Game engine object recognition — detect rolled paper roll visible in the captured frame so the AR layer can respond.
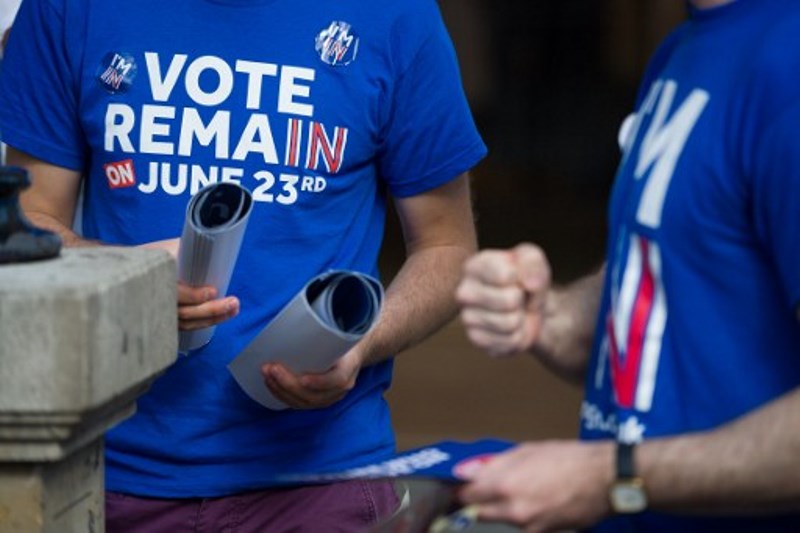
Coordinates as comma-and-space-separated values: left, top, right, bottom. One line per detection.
228, 269, 384, 410
177, 181, 253, 352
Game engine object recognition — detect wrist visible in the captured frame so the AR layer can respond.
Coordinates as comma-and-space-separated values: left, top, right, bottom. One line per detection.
347, 341, 372, 369
609, 441, 648, 514
530, 287, 559, 354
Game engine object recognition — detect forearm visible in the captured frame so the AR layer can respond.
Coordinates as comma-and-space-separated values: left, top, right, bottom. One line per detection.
639, 386, 800, 514
23, 210, 100, 247
532, 265, 605, 383
8, 147, 99, 247
359, 242, 475, 366
358, 172, 477, 366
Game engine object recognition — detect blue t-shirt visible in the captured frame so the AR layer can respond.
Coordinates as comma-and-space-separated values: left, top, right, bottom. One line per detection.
0, 0, 486, 497
581, 0, 800, 530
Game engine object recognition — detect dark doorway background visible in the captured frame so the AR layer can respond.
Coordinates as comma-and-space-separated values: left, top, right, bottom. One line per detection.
384, 1, 687, 450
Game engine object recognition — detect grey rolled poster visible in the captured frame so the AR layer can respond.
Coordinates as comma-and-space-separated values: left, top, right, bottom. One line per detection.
177, 182, 253, 352
228, 270, 384, 410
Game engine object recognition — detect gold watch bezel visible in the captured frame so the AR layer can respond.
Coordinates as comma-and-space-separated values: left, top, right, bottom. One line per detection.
610, 476, 648, 513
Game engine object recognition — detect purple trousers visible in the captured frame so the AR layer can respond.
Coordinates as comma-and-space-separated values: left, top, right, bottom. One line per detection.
106, 480, 399, 532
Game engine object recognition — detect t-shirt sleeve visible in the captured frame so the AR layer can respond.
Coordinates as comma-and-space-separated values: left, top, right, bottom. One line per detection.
752, 100, 800, 314
377, 2, 486, 198
0, 0, 87, 170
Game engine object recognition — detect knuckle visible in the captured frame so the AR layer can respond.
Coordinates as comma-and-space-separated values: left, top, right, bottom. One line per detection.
466, 329, 489, 347
497, 314, 522, 334
454, 283, 470, 303
460, 308, 480, 326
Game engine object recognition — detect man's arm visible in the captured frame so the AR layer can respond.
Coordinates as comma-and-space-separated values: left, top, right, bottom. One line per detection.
262, 172, 478, 408
458, 385, 800, 531
530, 265, 604, 383
8, 146, 96, 247
640, 385, 800, 515
456, 243, 604, 383
360, 171, 478, 364
8, 147, 239, 331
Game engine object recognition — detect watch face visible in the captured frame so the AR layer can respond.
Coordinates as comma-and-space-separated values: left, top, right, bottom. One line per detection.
611, 481, 648, 513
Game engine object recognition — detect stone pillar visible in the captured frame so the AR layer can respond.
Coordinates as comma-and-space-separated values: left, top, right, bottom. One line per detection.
0, 247, 177, 533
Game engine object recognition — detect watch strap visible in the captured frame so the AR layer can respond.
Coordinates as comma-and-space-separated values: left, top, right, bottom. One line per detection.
617, 441, 636, 479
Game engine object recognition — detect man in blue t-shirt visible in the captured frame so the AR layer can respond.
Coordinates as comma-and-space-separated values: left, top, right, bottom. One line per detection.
0, 0, 486, 530
455, 0, 800, 531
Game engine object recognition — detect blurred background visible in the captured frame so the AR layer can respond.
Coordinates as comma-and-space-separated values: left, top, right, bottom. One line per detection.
383, 0, 687, 451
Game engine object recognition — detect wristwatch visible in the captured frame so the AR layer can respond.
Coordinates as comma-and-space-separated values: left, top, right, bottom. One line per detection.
609, 442, 648, 514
